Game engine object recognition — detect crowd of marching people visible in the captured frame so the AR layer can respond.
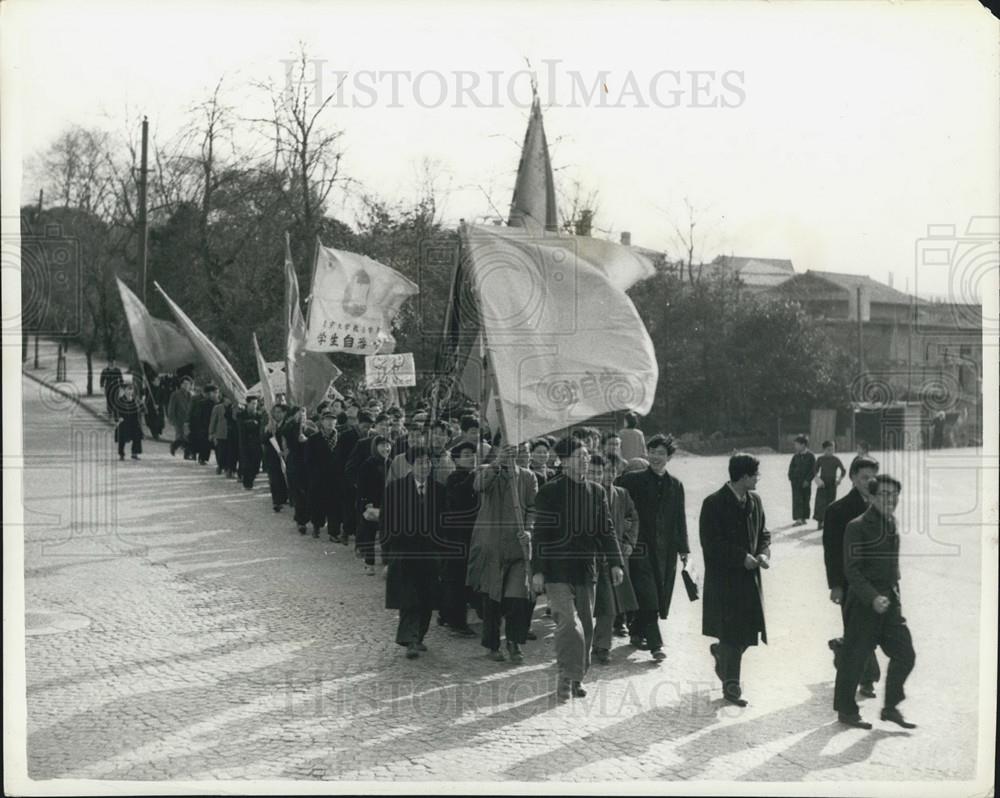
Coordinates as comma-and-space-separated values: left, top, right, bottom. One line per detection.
102, 364, 917, 727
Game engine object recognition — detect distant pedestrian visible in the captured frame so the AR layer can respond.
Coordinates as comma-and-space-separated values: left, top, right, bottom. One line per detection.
114, 383, 144, 460
834, 475, 917, 730
850, 440, 871, 473
167, 376, 194, 458
618, 412, 647, 461
262, 404, 289, 512
305, 409, 340, 539
235, 396, 263, 490
209, 395, 234, 477
357, 435, 393, 573
532, 437, 624, 701
812, 440, 845, 529
700, 453, 771, 706
439, 441, 479, 633
788, 434, 815, 525
187, 384, 217, 465
100, 358, 123, 419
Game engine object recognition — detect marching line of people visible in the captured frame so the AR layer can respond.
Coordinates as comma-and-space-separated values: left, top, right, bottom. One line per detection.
110, 373, 917, 727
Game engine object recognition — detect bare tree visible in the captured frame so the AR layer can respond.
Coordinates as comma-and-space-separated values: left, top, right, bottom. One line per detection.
664, 196, 725, 285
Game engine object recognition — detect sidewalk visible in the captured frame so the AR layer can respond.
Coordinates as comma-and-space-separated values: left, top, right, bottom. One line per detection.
20, 337, 167, 441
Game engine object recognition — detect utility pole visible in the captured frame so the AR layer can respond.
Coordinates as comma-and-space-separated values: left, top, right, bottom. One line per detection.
138, 116, 150, 303
856, 286, 864, 389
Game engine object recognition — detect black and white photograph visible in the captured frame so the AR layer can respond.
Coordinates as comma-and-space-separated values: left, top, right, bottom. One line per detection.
2, 1, 997, 795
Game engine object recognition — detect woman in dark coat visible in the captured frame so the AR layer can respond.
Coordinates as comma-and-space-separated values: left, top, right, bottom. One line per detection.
235, 396, 264, 490
700, 453, 771, 706
114, 384, 144, 460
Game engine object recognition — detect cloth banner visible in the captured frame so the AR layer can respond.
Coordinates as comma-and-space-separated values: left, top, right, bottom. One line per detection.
460, 224, 657, 444
154, 281, 248, 403
305, 243, 419, 356
116, 278, 197, 372
252, 334, 277, 412
365, 353, 417, 389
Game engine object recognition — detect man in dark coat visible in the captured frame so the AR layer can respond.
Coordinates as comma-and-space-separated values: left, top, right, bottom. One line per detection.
834, 475, 916, 730
305, 409, 340, 539
700, 452, 771, 706
114, 383, 144, 460
335, 410, 373, 545
823, 454, 882, 696
379, 446, 446, 659
100, 358, 123, 419
234, 396, 263, 490
357, 435, 393, 573
278, 406, 312, 534
614, 433, 690, 662
187, 384, 218, 465
440, 441, 480, 636
533, 437, 624, 701
167, 376, 194, 458
788, 434, 816, 525
262, 404, 289, 512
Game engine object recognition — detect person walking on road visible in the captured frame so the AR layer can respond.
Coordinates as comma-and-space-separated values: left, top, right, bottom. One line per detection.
834, 475, 917, 730
234, 396, 263, 490
812, 440, 846, 530
305, 409, 340, 539
114, 383, 144, 460
167, 376, 194, 458
380, 446, 446, 660
788, 434, 816, 525
615, 434, 690, 662
187, 384, 217, 465
100, 358, 123, 420
823, 454, 882, 699
700, 453, 771, 707
532, 437, 624, 701
262, 404, 289, 512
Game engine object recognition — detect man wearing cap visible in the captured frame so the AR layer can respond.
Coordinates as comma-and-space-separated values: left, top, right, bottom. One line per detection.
167, 376, 194, 458
306, 408, 340, 539
235, 396, 264, 490
441, 441, 480, 636
532, 437, 624, 699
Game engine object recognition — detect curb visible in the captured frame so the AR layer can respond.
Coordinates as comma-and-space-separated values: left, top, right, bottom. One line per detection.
21, 369, 114, 427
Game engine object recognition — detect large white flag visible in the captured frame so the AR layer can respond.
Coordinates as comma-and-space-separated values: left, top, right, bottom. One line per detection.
305, 243, 419, 356
461, 224, 657, 444
116, 278, 197, 371
154, 281, 248, 403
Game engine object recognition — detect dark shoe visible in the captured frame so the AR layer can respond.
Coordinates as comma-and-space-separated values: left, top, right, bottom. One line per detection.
724, 694, 748, 707
131, 454, 140, 460
297, 525, 307, 535
858, 683, 877, 699
630, 636, 649, 650
593, 648, 611, 665
488, 649, 506, 662
405, 643, 420, 659
273, 505, 282, 513
838, 713, 872, 729
330, 534, 342, 543
525, 630, 538, 641
556, 679, 572, 701
571, 681, 587, 698
216, 467, 223, 474
415, 642, 428, 652
651, 648, 666, 662
613, 625, 628, 638
710, 643, 723, 682
452, 626, 477, 638
880, 708, 916, 729
506, 641, 524, 664
312, 527, 321, 539
437, 615, 448, 627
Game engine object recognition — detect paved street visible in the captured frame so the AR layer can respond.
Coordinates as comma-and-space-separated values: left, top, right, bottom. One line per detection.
16, 352, 995, 785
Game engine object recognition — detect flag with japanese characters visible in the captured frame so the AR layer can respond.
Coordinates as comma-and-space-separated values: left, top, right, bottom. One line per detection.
305, 243, 419, 356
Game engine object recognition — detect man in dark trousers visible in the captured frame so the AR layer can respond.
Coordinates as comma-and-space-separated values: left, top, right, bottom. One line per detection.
440, 441, 480, 636
357, 435, 393, 575
234, 396, 263, 490
788, 434, 816, 525
305, 409, 340, 539
834, 475, 917, 730
700, 453, 771, 706
335, 411, 373, 545
532, 437, 624, 701
823, 454, 882, 697
278, 406, 313, 534
187, 384, 218, 465
615, 433, 690, 662
100, 358, 123, 419
167, 376, 194, 458
380, 446, 446, 659
114, 382, 144, 460
262, 404, 289, 512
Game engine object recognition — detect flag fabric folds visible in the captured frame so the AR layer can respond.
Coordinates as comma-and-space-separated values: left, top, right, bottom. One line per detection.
507, 92, 558, 233
116, 278, 197, 372
304, 242, 419, 357
459, 223, 657, 444
153, 281, 248, 403
285, 238, 343, 409
252, 334, 277, 412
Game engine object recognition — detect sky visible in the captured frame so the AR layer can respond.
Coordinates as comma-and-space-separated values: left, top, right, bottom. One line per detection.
4, 0, 998, 302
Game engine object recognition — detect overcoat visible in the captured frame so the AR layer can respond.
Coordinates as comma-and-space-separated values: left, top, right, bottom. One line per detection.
594, 484, 640, 616
699, 484, 770, 647
615, 468, 690, 619
380, 474, 446, 611
442, 466, 479, 583
115, 396, 144, 443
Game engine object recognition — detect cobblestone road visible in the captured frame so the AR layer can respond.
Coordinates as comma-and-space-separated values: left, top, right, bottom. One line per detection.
15, 358, 996, 787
